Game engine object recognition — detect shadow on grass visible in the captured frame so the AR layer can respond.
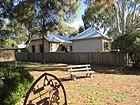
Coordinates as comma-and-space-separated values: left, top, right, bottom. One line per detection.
6, 61, 140, 75
92, 65, 140, 75
25, 66, 68, 72
60, 76, 92, 82
25, 65, 140, 83
5, 62, 140, 81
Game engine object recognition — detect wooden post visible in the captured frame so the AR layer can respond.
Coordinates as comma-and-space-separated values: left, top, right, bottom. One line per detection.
15, 61, 17, 67
42, 34, 45, 64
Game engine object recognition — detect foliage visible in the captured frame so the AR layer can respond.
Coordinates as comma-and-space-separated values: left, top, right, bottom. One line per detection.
55, 25, 78, 37
1, 39, 17, 48
85, 0, 116, 11
12, 0, 81, 35
0, 26, 17, 48
0, 0, 81, 49
0, 66, 34, 105
83, 0, 140, 38
0, 1, 16, 47
9, 22, 29, 44
78, 25, 85, 33
112, 29, 140, 67
82, 4, 110, 33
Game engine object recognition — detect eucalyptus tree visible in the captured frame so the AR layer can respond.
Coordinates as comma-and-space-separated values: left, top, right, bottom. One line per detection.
13, 0, 38, 48
0, 4, 16, 48
83, 0, 140, 38
0, 0, 27, 47
34, 0, 81, 63
82, 4, 111, 34
0, 0, 81, 63
13, 0, 81, 63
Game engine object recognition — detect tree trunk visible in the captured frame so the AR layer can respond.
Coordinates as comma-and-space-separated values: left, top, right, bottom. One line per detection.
115, 2, 121, 35
41, 34, 45, 64
41, 19, 45, 64
26, 33, 32, 62
122, 0, 127, 34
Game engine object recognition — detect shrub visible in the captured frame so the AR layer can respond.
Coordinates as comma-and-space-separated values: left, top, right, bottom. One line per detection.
111, 29, 140, 67
0, 66, 34, 105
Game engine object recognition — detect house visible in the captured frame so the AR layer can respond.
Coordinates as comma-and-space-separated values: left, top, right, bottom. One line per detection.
28, 33, 71, 53
70, 27, 111, 52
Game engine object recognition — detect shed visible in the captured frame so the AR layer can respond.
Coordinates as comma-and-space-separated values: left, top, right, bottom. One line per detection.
70, 27, 111, 52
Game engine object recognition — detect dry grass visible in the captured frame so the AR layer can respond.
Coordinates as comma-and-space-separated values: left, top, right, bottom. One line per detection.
17, 62, 140, 105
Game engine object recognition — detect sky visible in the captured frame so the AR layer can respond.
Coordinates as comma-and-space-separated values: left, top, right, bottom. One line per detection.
67, 1, 87, 30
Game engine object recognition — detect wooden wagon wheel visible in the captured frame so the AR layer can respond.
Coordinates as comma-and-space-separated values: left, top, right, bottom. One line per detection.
24, 73, 67, 105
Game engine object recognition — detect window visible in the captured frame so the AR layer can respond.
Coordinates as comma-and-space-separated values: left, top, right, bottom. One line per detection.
62, 45, 68, 52
32, 45, 35, 53
39, 44, 43, 53
104, 42, 109, 50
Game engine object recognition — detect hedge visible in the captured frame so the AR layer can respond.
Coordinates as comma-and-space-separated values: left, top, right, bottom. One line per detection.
0, 66, 34, 105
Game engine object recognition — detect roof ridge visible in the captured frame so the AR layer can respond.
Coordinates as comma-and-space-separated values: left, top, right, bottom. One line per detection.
71, 27, 111, 41
70, 27, 92, 39
91, 27, 104, 36
45, 33, 71, 43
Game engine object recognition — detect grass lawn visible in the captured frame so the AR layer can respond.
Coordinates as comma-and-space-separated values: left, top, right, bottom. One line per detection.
15, 62, 140, 105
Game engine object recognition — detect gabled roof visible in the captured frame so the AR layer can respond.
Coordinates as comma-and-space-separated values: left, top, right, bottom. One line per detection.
29, 33, 71, 43
18, 33, 71, 48
45, 33, 71, 43
70, 27, 111, 41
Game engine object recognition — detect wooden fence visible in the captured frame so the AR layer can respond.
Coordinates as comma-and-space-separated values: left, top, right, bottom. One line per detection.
16, 52, 128, 66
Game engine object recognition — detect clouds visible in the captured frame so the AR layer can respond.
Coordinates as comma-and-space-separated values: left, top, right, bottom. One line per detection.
66, 20, 84, 30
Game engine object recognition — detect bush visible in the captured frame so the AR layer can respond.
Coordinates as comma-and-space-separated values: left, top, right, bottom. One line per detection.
111, 29, 140, 67
0, 66, 34, 105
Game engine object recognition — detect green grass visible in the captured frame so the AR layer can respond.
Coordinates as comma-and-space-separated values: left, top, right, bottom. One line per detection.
68, 82, 127, 105
2, 61, 52, 68
110, 92, 126, 103
0, 61, 47, 67
17, 61, 49, 67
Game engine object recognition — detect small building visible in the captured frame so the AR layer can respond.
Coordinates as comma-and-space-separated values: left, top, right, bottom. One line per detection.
28, 34, 71, 53
70, 27, 111, 52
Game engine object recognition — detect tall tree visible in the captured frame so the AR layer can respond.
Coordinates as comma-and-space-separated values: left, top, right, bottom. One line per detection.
36, 0, 80, 63
0, 0, 24, 48
0, 0, 81, 63
82, 4, 111, 33
83, 0, 140, 37
13, 0, 81, 63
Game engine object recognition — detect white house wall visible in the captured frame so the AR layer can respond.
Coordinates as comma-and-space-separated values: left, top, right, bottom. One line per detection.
72, 38, 103, 52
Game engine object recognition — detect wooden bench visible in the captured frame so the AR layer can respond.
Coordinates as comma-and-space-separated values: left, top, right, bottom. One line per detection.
67, 64, 95, 81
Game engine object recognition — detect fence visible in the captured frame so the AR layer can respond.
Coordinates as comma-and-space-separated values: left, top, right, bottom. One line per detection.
16, 52, 128, 66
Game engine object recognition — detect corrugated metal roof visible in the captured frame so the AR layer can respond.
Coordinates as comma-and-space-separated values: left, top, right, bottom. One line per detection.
70, 27, 111, 41
45, 33, 71, 43
17, 33, 71, 48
